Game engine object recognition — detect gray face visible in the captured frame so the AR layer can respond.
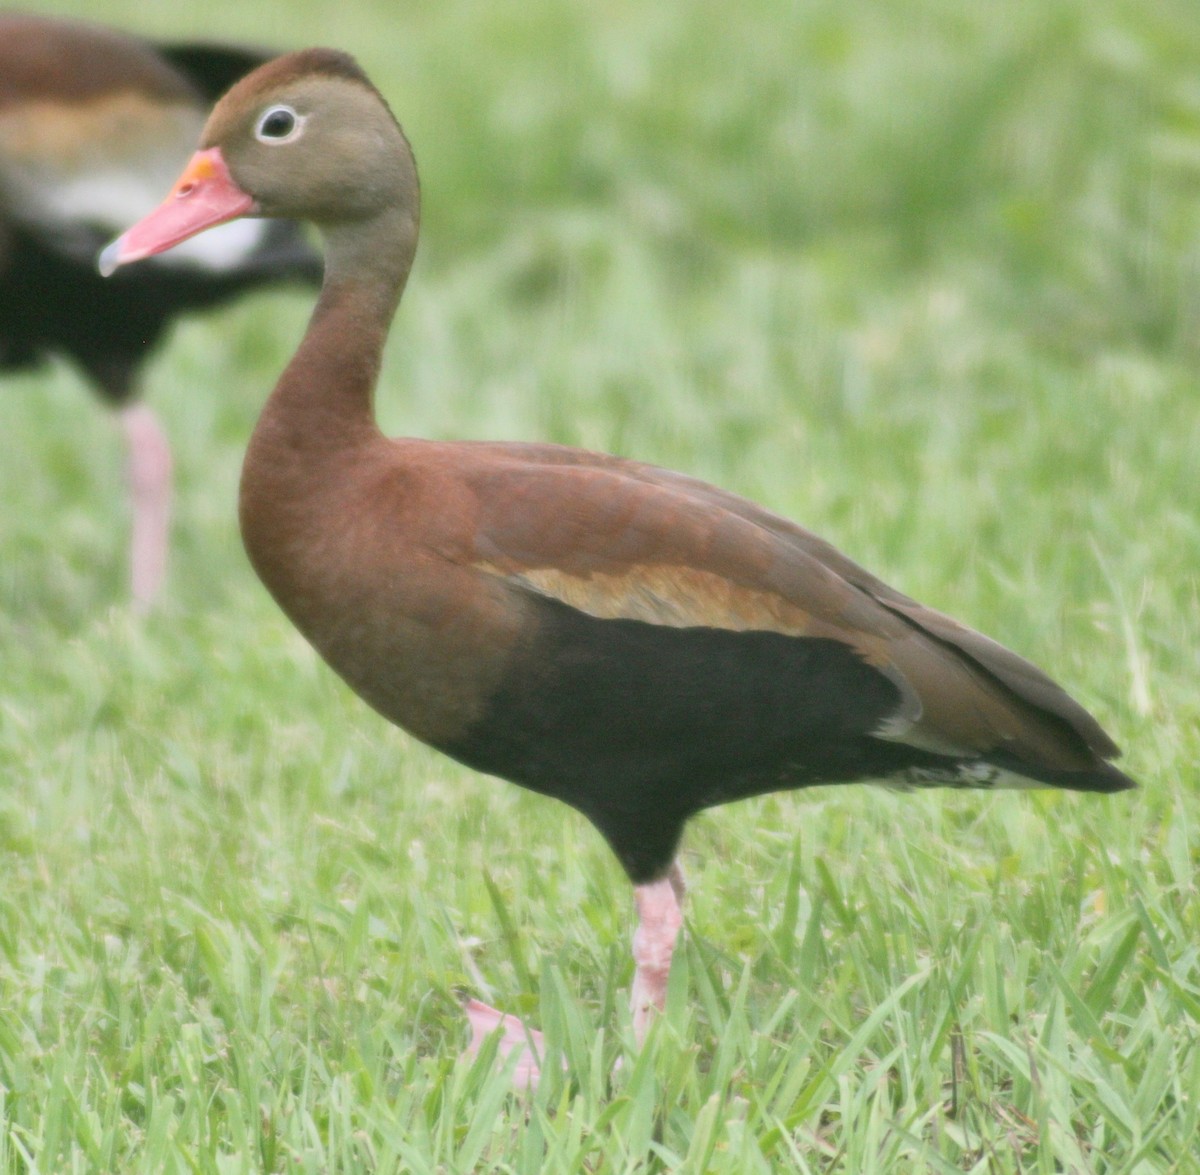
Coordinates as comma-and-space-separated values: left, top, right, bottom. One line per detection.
205, 74, 418, 227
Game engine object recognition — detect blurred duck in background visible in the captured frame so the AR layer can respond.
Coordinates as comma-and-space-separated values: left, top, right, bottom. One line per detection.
0, 13, 321, 609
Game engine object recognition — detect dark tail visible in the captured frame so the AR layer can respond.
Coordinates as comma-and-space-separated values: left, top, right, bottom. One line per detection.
989, 750, 1138, 793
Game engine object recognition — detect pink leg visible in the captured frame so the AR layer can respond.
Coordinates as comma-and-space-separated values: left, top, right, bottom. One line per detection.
462, 998, 550, 1090
630, 861, 686, 1043
119, 403, 172, 611
461, 860, 686, 1086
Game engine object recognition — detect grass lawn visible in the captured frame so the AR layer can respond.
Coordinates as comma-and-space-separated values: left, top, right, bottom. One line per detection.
2, 0, 1198, 1170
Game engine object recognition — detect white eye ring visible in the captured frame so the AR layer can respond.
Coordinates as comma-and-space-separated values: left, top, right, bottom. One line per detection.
255, 104, 306, 144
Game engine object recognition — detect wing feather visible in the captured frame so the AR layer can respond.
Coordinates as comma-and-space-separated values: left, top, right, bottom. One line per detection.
457, 444, 1118, 769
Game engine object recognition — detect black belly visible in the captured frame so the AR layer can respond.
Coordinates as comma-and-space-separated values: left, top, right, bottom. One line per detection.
440, 591, 959, 882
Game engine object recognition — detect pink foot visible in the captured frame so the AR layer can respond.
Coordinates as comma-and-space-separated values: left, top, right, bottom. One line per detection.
119, 402, 172, 611
462, 999, 551, 1090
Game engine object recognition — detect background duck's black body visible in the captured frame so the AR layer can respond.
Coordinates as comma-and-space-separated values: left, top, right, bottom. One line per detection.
0, 216, 319, 402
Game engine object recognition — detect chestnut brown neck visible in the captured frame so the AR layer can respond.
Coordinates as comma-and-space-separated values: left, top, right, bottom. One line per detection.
238, 201, 418, 595
246, 202, 417, 459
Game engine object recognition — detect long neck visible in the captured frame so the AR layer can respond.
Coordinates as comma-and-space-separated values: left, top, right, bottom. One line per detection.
252, 203, 417, 455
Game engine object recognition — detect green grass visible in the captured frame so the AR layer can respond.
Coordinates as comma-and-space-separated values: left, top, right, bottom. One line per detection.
2, 0, 1199, 1169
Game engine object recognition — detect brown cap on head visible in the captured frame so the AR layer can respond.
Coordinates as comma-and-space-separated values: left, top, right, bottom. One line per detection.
201, 48, 397, 148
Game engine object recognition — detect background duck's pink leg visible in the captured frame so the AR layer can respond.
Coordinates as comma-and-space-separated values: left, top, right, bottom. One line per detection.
630, 861, 686, 1043
462, 998, 548, 1090
119, 402, 172, 610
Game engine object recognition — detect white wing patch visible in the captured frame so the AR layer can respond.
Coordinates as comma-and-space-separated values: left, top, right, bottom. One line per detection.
0, 93, 271, 271
149, 217, 271, 272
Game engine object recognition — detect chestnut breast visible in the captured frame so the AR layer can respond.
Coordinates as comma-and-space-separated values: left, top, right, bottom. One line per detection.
239, 435, 533, 745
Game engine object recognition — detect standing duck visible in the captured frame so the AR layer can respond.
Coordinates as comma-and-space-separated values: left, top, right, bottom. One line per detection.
102, 49, 1134, 1080
0, 14, 321, 608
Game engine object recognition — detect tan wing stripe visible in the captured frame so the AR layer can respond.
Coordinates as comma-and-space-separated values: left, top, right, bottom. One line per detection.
480, 561, 821, 635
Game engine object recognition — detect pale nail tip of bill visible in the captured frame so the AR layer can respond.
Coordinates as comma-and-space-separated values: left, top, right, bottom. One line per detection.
97, 237, 125, 277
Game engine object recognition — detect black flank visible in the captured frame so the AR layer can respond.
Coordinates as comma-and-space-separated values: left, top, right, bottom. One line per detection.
441, 592, 967, 882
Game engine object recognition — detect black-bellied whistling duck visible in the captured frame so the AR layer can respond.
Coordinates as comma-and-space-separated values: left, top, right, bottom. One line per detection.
0, 14, 321, 609
102, 49, 1135, 1082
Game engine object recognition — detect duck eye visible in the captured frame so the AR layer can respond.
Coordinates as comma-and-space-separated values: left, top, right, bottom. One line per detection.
255, 105, 303, 143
